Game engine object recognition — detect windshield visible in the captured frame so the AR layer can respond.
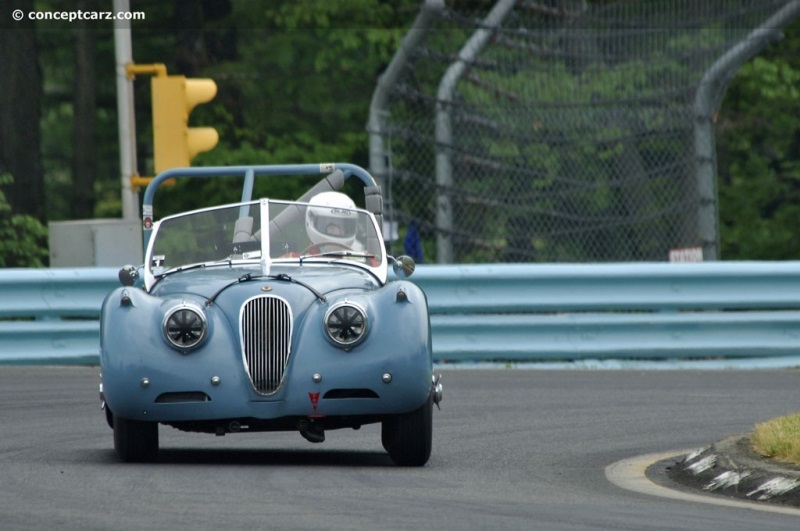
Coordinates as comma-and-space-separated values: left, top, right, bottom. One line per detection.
145, 199, 386, 287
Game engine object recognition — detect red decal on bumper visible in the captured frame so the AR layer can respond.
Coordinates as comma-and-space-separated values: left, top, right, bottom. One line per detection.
309, 392, 320, 411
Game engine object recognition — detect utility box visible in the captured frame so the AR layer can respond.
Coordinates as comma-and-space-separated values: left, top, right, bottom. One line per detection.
49, 219, 143, 267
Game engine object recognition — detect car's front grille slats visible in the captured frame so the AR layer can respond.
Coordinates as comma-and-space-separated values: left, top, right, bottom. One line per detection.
240, 295, 293, 395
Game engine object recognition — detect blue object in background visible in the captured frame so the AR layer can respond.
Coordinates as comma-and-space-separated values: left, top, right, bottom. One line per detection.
404, 222, 424, 263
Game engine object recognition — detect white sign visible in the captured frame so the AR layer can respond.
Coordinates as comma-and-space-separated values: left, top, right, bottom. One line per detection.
382, 220, 399, 242
669, 247, 703, 262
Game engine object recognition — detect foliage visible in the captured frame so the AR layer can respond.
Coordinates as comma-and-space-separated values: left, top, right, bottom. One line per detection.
386, 7, 800, 263
406, 24, 700, 262
751, 413, 800, 465
11, 2, 800, 265
0, 174, 49, 267
134, 0, 418, 218
717, 25, 800, 259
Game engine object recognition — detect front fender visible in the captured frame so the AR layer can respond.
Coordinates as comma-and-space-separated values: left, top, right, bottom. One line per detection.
286, 279, 433, 413
100, 287, 245, 418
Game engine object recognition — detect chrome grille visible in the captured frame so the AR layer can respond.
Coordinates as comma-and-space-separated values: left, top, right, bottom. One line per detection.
240, 295, 293, 395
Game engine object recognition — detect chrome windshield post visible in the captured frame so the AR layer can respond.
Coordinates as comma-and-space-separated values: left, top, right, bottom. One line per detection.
259, 198, 271, 276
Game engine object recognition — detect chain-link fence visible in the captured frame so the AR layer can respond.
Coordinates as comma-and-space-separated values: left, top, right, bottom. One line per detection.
373, 0, 797, 263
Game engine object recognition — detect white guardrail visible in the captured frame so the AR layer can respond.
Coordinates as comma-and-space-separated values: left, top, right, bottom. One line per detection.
2, 263, 800, 366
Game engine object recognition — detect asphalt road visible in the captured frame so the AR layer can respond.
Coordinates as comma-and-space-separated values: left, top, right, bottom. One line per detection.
2, 366, 800, 530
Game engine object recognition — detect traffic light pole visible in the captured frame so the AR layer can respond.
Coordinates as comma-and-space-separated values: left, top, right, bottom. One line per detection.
114, 4, 219, 205
113, 0, 139, 221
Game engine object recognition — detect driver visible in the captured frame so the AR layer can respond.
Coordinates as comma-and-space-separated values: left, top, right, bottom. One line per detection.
304, 192, 358, 251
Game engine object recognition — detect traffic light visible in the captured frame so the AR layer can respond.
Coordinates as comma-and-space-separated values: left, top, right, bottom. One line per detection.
151, 75, 219, 174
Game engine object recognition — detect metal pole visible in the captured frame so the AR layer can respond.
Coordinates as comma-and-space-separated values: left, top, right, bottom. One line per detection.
113, 0, 139, 221
435, 0, 516, 264
367, 0, 444, 240
693, 0, 800, 260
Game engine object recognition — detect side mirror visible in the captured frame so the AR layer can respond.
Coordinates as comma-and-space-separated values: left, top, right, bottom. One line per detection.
118, 265, 139, 286
390, 255, 416, 279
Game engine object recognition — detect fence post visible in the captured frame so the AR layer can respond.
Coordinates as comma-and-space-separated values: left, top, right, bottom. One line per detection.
367, 0, 444, 243
693, 0, 800, 261
434, 0, 517, 264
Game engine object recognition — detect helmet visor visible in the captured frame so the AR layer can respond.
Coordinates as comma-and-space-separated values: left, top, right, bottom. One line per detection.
310, 209, 357, 238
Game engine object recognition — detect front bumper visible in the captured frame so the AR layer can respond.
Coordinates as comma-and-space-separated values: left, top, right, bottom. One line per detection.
102, 357, 432, 423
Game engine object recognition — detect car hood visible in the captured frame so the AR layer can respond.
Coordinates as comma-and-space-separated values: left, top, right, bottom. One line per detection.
149, 263, 379, 301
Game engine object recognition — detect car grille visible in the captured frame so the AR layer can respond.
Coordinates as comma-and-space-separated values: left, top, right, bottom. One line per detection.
240, 295, 293, 395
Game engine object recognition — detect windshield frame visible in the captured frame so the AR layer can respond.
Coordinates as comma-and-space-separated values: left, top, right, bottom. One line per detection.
143, 198, 387, 291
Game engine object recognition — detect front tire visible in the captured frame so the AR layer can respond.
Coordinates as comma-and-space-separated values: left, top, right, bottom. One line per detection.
113, 414, 159, 462
382, 394, 433, 466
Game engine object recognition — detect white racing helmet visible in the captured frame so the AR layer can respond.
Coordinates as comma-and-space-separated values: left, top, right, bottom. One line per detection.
305, 192, 358, 247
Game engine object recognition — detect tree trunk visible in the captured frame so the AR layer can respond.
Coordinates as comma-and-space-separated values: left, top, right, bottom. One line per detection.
72, 14, 97, 219
0, 0, 44, 220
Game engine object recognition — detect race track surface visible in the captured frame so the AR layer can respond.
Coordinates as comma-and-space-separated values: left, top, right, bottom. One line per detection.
2, 366, 799, 530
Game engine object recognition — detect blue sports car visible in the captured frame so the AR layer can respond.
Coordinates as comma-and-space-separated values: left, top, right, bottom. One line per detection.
99, 163, 441, 466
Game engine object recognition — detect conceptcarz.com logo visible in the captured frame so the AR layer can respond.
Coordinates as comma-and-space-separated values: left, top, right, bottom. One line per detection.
12, 9, 146, 22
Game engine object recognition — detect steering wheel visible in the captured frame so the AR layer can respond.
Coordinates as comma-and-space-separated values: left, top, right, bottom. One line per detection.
300, 241, 352, 255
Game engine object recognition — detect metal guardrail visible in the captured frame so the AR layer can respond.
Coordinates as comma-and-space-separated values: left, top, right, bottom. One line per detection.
2, 263, 800, 364
0, 269, 118, 364
412, 262, 800, 362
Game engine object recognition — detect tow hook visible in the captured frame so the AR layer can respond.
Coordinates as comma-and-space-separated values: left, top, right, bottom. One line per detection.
432, 374, 443, 410
298, 419, 325, 443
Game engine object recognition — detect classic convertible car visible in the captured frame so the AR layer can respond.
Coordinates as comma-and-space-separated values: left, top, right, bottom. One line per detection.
99, 163, 441, 466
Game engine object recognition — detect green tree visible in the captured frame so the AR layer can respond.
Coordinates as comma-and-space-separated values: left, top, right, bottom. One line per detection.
0, 174, 48, 267
129, 0, 419, 216
9, 0, 799, 267
0, 0, 44, 221
717, 22, 800, 259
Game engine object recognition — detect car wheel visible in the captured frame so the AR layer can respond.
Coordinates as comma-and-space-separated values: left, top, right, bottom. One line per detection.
113, 414, 159, 463
104, 406, 114, 429
382, 393, 432, 467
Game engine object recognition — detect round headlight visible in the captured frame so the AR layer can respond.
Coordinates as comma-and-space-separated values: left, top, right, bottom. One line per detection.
163, 302, 207, 352
324, 302, 368, 348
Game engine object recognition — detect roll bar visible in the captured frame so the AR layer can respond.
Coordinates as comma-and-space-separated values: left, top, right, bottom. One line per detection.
140, 163, 381, 251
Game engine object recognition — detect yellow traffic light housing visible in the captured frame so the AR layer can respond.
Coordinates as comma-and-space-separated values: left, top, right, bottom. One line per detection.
151, 74, 219, 174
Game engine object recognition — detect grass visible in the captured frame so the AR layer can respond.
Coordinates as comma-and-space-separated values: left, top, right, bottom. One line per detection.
751, 413, 800, 465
